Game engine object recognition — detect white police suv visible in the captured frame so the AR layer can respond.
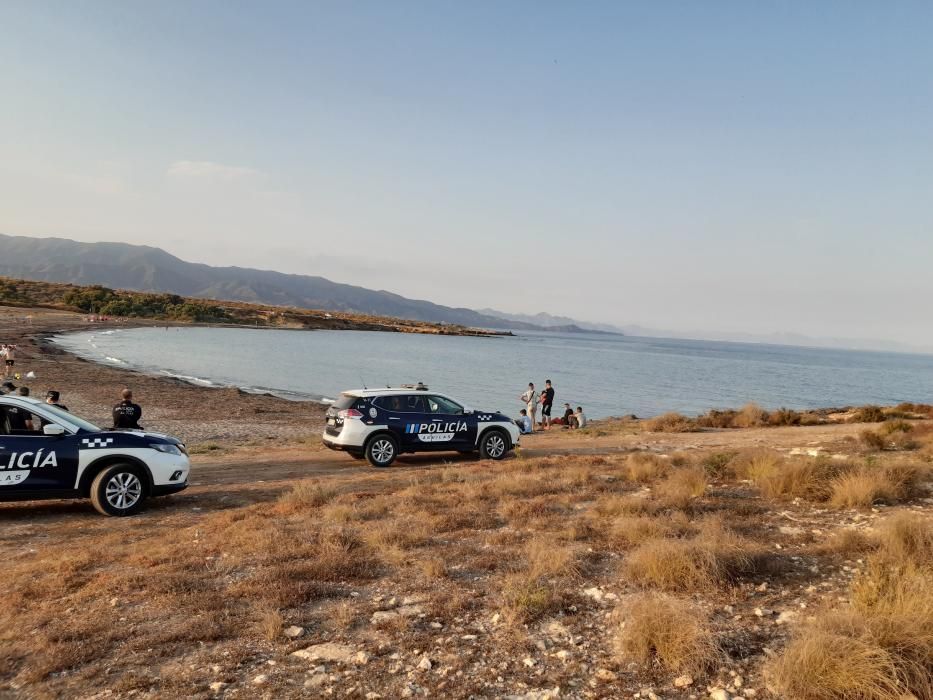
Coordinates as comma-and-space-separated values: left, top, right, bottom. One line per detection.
323, 385, 520, 467
0, 395, 190, 516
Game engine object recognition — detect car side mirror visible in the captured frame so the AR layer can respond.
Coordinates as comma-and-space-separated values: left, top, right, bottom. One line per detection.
43, 424, 65, 436
463, 407, 474, 415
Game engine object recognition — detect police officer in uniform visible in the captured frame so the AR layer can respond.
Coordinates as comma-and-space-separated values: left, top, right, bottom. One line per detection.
112, 388, 143, 430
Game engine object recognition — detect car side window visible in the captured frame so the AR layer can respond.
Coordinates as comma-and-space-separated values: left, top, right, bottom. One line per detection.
425, 396, 463, 414
376, 395, 424, 413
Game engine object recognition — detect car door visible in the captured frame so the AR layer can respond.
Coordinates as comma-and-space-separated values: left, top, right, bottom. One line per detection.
0, 405, 81, 494
422, 395, 476, 451
392, 394, 430, 451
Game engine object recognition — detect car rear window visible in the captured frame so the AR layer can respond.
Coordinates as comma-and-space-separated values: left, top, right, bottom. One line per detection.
333, 394, 359, 410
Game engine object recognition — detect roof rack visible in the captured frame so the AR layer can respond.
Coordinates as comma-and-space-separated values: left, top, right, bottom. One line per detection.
398, 382, 429, 391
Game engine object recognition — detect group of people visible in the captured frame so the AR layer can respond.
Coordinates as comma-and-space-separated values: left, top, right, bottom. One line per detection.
515, 380, 586, 434
0, 381, 144, 431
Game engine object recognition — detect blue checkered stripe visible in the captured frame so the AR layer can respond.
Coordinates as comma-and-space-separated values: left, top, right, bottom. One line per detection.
81, 437, 116, 448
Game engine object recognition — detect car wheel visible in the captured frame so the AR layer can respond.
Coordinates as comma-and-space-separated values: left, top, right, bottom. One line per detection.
365, 434, 398, 468
479, 429, 509, 460
90, 464, 147, 516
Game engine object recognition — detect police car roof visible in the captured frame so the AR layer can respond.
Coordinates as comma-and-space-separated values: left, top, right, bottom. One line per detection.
342, 388, 432, 398
0, 395, 42, 405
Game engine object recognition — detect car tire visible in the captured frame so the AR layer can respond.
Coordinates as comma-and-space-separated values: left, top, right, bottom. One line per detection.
90, 463, 148, 516
365, 434, 398, 468
479, 429, 509, 460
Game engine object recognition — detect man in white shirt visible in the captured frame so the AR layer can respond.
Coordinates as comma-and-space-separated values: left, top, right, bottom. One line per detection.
573, 406, 587, 430
520, 383, 538, 432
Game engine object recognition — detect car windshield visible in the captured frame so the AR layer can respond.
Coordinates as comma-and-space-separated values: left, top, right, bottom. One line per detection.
41, 404, 102, 433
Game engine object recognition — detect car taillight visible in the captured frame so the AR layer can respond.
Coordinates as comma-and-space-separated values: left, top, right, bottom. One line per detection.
338, 408, 363, 419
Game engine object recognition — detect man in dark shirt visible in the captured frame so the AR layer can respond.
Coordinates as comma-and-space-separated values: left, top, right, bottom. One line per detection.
112, 388, 143, 430
46, 390, 69, 412
541, 379, 555, 430
8, 387, 35, 432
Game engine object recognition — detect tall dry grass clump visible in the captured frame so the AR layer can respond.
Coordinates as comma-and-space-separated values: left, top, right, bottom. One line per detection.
622, 517, 762, 592
644, 412, 696, 433
768, 514, 933, 700
274, 481, 338, 514
655, 467, 708, 509
500, 537, 579, 624
732, 402, 768, 428
612, 592, 720, 674
625, 453, 670, 483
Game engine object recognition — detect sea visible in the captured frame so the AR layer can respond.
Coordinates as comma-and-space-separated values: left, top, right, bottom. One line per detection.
51, 327, 933, 420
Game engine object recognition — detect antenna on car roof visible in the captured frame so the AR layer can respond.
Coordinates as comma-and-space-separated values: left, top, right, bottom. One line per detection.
360, 376, 368, 390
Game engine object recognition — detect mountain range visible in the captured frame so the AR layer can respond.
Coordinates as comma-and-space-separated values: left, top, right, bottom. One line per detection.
0, 234, 567, 331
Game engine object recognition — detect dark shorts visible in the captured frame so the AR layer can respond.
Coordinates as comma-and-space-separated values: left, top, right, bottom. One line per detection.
542, 403, 552, 416
4, 360, 13, 366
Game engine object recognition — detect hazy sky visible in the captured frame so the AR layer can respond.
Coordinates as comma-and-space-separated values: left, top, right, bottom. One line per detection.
2, 2, 932, 345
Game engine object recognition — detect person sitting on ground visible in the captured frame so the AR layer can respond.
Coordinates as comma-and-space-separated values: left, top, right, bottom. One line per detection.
561, 403, 574, 428
46, 390, 69, 412
112, 388, 143, 430
574, 406, 587, 430
515, 408, 533, 435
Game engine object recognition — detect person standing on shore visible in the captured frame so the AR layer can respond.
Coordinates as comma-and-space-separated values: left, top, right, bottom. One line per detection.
520, 382, 538, 432
541, 379, 555, 430
2, 345, 14, 378
112, 388, 143, 430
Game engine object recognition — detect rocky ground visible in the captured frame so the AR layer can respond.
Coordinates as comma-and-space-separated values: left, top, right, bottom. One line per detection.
0, 307, 930, 699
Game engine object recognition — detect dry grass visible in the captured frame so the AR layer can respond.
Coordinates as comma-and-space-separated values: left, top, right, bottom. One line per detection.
622, 517, 763, 592
500, 538, 579, 624
275, 480, 338, 513
625, 453, 670, 483
644, 412, 696, 433
769, 514, 933, 700
655, 467, 708, 508
829, 462, 928, 508
732, 402, 768, 428
612, 592, 720, 674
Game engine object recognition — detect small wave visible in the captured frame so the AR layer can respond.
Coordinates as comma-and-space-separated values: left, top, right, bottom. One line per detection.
105, 356, 127, 364
158, 370, 215, 386
100, 330, 116, 335
90, 343, 98, 349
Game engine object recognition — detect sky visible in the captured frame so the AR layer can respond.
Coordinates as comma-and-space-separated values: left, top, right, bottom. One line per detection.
2, 1, 932, 346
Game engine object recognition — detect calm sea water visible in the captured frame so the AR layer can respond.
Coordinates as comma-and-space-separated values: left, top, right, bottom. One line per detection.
52, 327, 933, 420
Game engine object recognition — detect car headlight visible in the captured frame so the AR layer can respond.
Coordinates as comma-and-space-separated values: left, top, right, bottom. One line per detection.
150, 443, 183, 456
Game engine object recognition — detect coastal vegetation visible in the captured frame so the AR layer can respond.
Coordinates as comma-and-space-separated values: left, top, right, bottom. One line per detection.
0, 276, 499, 336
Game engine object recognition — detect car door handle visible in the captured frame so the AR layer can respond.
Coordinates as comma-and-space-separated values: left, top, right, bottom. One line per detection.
388, 417, 400, 420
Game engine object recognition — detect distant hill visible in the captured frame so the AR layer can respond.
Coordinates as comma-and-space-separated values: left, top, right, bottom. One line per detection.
477, 308, 625, 334
0, 234, 543, 330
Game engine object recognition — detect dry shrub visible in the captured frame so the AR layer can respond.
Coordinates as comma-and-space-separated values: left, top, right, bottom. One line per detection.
730, 449, 782, 482
258, 607, 283, 641
768, 407, 803, 426
622, 518, 761, 592
644, 412, 696, 433
418, 557, 448, 579
501, 538, 578, 624
859, 429, 887, 451
816, 528, 877, 557
851, 405, 887, 423
700, 451, 737, 480
873, 512, 933, 566
769, 515, 933, 700
755, 457, 856, 501
275, 481, 338, 513
767, 622, 905, 700
695, 409, 738, 429
612, 593, 720, 674
831, 463, 928, 509
732, 402, 768, 428
625, 453, 670, 483
655, 467, 708, 508
608, 513, 691, 550
879, 419, 913, 435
